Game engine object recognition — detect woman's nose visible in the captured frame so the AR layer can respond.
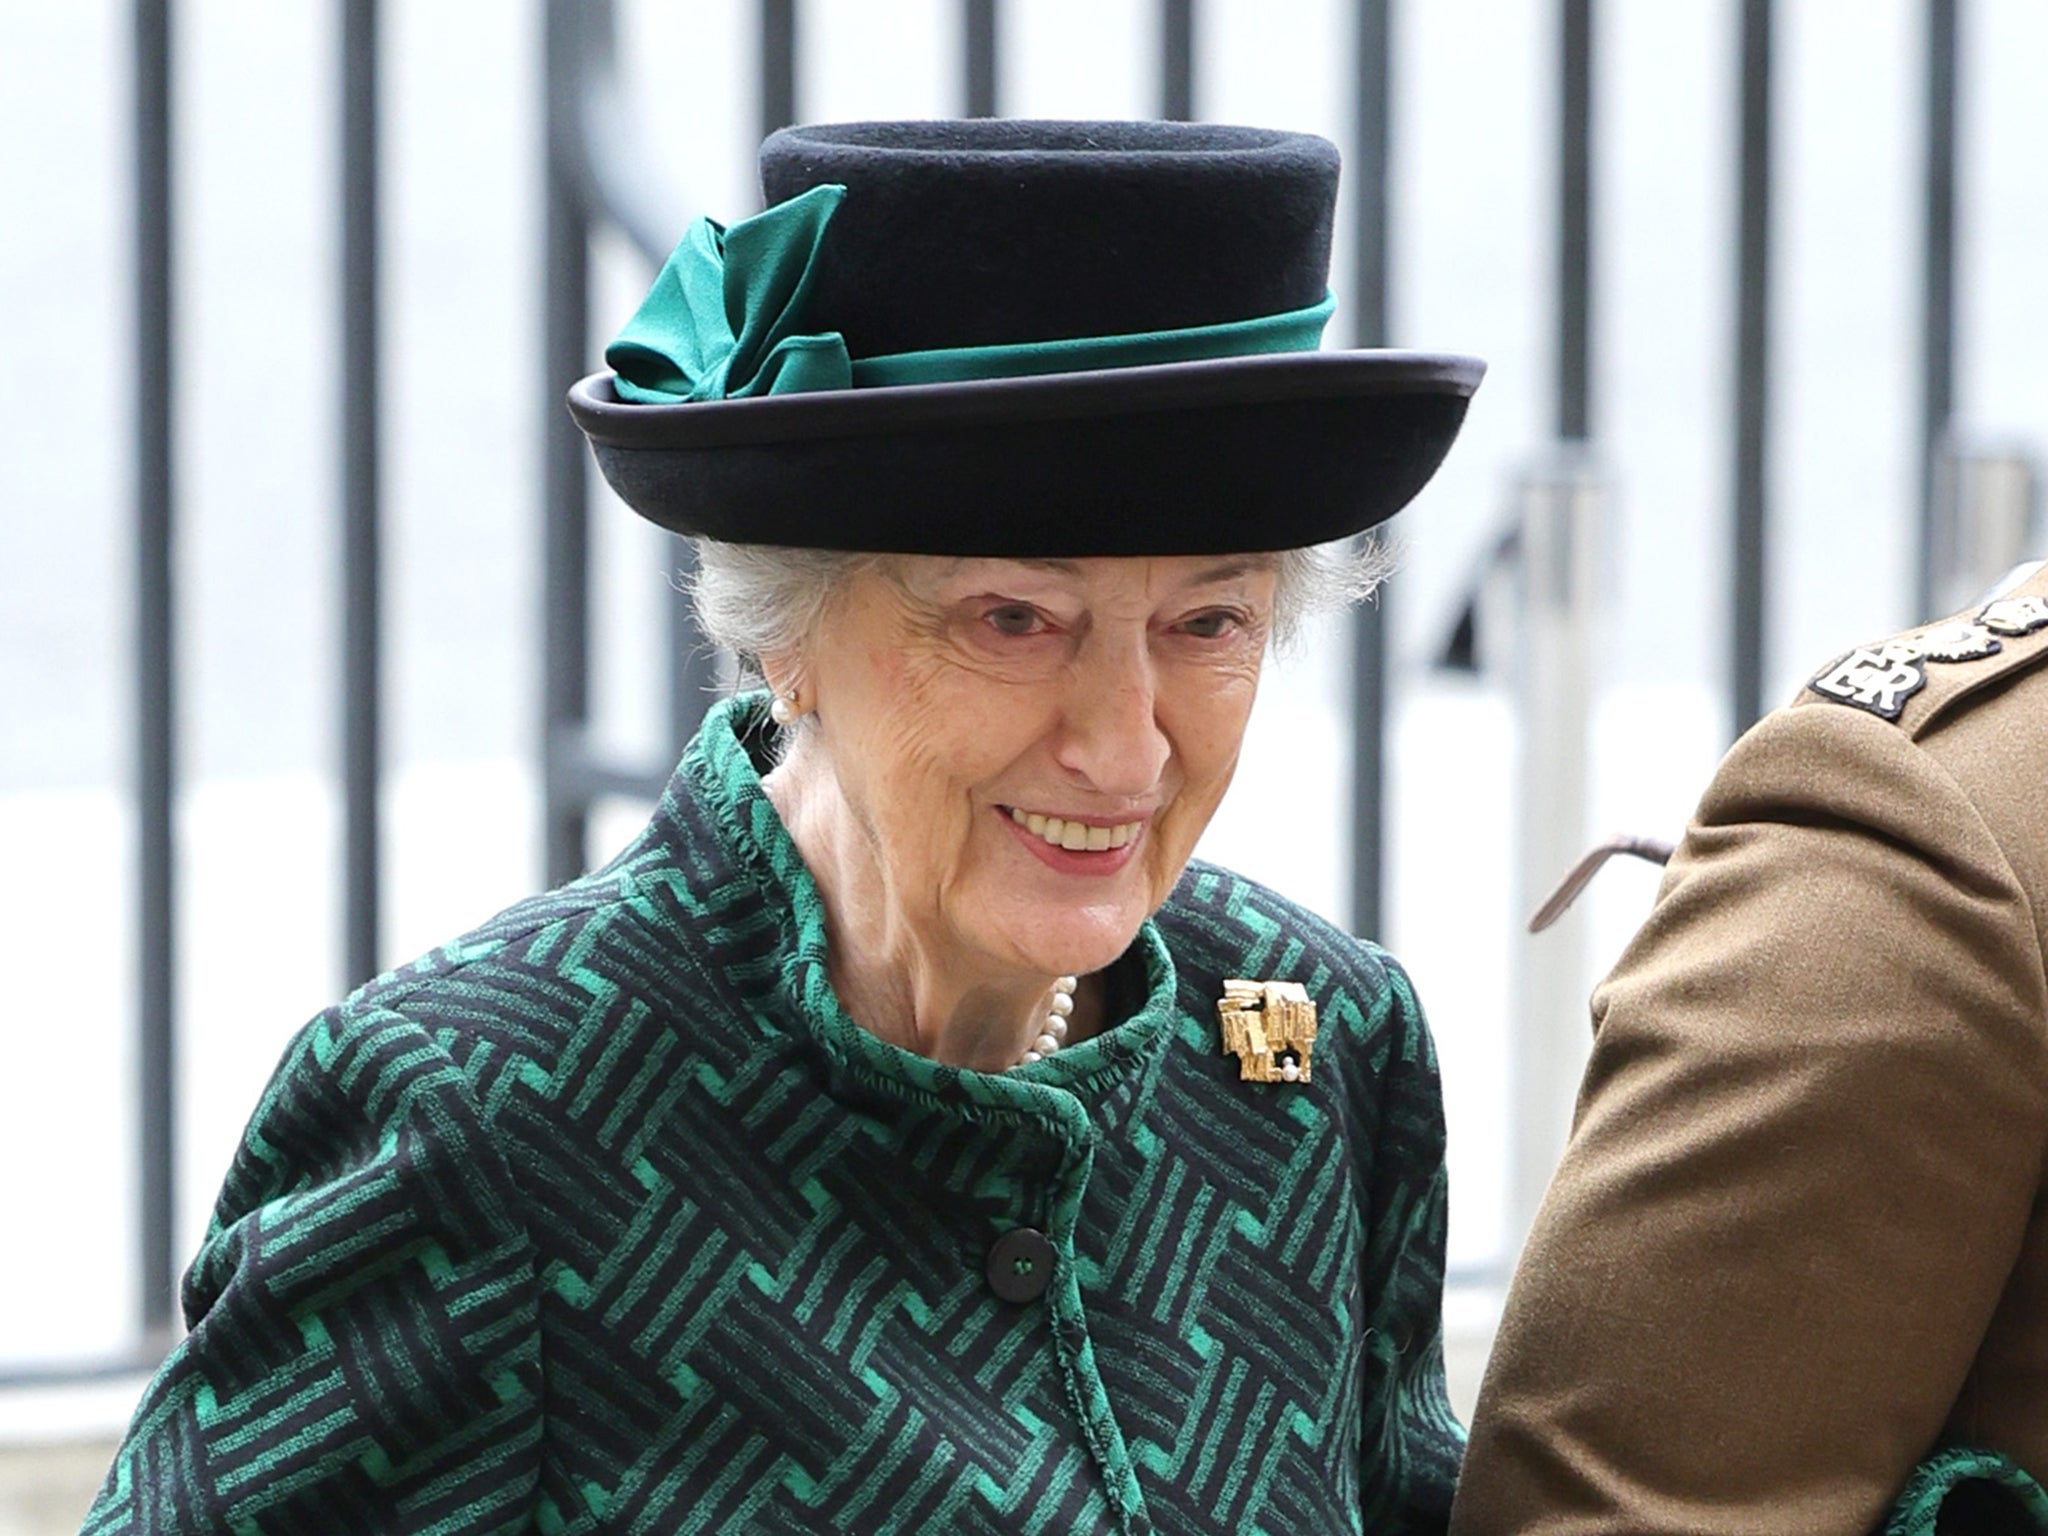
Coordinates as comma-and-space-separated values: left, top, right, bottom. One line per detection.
1054, 637, 1170, 795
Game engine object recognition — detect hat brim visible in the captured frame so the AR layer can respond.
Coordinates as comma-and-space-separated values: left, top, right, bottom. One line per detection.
568, 350, 1484, 556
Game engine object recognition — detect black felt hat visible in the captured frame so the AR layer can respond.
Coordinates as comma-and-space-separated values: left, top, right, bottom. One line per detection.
568, 119, 1483, 556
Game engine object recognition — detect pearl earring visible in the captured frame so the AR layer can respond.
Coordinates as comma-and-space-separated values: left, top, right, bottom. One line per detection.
769, 692, 803, 727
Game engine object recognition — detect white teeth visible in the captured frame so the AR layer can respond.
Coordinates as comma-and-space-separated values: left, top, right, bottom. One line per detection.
1010, 808, 1143, 852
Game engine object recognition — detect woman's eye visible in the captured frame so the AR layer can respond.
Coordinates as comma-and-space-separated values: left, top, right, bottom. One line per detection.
984, 603, 1046, 637
1177, 609, 1245, 640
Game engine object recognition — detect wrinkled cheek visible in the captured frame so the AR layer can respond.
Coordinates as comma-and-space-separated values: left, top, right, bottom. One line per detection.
1144, 726, 1250, 897
1175, 710, 1250, 804
868, 732, 981, 888
1141, 806, 1209, 906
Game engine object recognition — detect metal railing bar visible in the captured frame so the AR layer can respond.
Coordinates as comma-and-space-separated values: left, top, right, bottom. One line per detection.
545, 2, 738, 881
342, 0, 382, 985
636, 0, 767, 744
1557, 0, 1593, 441
550, 730, 673, 806
667, 576, 719, 760
543, 3, 596, 886
1915, 0, 1959, 619
1160, 0, 1194, 121
760, 0, 797, 145
1730, 0, 1772, 736
964, 0, 998, 117
133, 0, 179, 1348
551, 3, 717, 764
1348, 0, 1392, 941
1350, 0, 1391, 353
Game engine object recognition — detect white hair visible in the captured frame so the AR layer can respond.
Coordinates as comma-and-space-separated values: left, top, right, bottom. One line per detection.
684, 535, 1394, 684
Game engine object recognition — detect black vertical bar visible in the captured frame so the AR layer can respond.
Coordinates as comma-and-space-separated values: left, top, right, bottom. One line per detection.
1161, 0, 1194, 121
662, 6, 717, 761
964, 0, 998, 117
1557, 0, 1593, 441
342, 0, 381, 985
1349, 0, 1391, 940
1730, 0, 1772, 735
670, 0, 796, 748
663, 0, 797, 753
543, 2, 592, 885
1351, 0, 1391, 351
761, 0, 797, 144
665, 0, 717, 758
133, 0, 178, 1342
668, 551, 716, 760
1916, 0, 1958, 619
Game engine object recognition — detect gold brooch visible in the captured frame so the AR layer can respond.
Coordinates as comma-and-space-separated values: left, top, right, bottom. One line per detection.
1217, 979, 1317, 1083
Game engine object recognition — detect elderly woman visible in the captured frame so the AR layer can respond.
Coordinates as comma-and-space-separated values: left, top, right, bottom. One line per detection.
85, 121, 1481, 1535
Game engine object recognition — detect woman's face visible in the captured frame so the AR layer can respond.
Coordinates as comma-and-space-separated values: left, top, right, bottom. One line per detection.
787, 553, 1276, 984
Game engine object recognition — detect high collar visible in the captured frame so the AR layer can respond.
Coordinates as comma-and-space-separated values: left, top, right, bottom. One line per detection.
664, 692, 1184, 1135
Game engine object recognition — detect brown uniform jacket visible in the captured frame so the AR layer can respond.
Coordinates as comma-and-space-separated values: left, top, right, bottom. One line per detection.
1451, 561, 2048, 1535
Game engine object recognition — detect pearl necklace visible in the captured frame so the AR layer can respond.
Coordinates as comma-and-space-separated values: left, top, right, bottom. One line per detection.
1014, 974, 1079, 1067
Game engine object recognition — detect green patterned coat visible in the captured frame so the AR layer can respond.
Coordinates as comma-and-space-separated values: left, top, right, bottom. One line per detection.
84, 697, 1460, 1535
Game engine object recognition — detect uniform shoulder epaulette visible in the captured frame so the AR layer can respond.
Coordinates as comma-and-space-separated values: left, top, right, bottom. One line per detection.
1800, 587, 2048, 734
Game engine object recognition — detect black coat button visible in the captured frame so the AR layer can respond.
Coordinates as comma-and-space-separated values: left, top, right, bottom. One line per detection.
986, 1227, 1056, 1303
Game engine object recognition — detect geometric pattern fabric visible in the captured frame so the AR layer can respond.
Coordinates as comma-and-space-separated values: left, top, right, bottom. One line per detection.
84, 695, 1458, 1534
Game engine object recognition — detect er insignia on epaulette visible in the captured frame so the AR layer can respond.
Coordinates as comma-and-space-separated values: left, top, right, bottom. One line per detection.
1809, 605, 2032, 716
1808, 646, 1926, 719
1978, 594, 2048, 638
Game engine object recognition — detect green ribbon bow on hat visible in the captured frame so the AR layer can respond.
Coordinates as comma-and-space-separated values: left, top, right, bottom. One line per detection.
608, 184, 855, 402
605, 183, 1336, 404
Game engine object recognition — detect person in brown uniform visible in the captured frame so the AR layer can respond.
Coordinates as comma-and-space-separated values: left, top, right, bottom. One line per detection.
1451, 559, 2048, 1536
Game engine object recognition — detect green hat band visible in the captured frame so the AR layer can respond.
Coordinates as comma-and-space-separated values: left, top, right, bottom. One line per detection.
606, 183, 1335, 405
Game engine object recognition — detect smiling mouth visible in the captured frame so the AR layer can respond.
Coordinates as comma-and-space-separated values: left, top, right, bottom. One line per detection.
1006, 807, 1146, 852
